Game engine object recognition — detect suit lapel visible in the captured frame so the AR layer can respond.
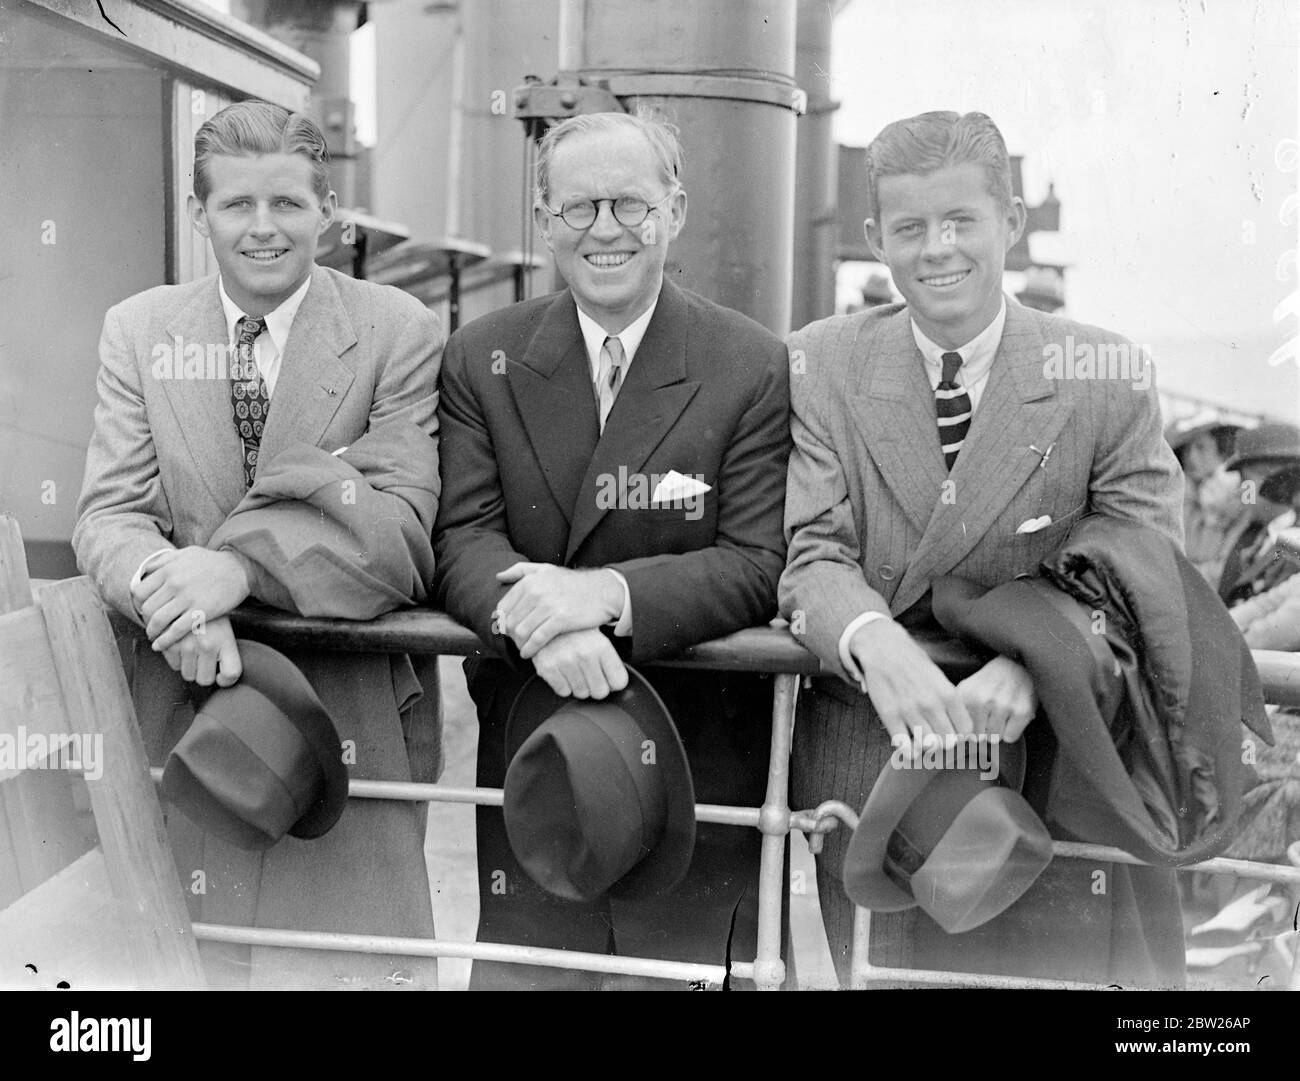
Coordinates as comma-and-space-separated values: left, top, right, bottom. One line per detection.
260, 268, 357, 461
894, 302, 1071, 609
567, 282, 701, 562
160, 279, 246, 513
850, 311, 949, 535
508, 291, 601, 526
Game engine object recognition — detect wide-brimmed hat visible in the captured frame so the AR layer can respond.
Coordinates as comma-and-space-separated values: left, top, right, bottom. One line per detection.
503, 666, 695, 902
841, 738, 1052, 934
1165, 412, 1244, 455
162, 640, 349, 850
1224, 422, 1300, 472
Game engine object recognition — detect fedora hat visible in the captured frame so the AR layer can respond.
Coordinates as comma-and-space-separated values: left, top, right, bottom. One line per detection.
1016, 265, 1066, 312
1225, 422, 1300, 472
842, 738, 1052, 934
503, 666, 695, 902
162, 640, 349, 850
1165, 411, 1243, 455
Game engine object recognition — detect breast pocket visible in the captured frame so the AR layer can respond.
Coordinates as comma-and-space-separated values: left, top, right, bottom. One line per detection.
1004, 501, 1088, 562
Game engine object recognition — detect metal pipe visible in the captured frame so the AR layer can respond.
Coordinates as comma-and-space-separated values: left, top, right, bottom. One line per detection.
191, 922, 753, 985
558, 0, 801, 335
753, 673, 800, 990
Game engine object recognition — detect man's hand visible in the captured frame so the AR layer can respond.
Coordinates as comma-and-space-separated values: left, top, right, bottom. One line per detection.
848, 618, 975, 747
530, 628, 629, 700
159, 615, 243, 688
134, 547, 252, 651
495, 562, 624, 659
955, 655, 1037, 742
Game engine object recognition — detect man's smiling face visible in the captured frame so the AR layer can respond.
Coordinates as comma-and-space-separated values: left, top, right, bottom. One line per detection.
867, 162, 1025, 349
188, 152, 335, 316
536, 125, 686, 333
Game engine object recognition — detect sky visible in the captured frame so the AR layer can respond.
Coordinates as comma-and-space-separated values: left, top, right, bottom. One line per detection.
830, 0, 1300, 421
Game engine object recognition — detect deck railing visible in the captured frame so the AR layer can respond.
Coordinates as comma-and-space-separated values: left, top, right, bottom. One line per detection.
120, 604, 1300, 990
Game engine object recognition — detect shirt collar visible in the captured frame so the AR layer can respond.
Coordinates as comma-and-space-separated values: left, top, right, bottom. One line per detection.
911, 297, 1008, 384
218, 271, 314, 357
574, 296, 659, 380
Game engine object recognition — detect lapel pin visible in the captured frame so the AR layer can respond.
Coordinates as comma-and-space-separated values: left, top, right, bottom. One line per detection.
1029, 442, 1056, 469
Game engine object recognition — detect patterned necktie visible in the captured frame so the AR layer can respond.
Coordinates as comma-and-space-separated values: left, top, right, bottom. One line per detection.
232, 315, 271, 487
936, 350, 972, 470
595, 335, 626, 433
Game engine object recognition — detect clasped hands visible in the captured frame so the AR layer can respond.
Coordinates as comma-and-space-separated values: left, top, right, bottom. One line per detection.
493, 562, 629, 700
848, 618, 1037, 750
130, 546, 252, 687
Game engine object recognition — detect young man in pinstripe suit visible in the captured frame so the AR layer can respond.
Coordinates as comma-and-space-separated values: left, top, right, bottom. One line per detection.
779, 111, 1183, 985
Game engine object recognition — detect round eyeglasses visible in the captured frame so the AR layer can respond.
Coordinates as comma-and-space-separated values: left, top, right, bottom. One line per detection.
543, 191, 677, 231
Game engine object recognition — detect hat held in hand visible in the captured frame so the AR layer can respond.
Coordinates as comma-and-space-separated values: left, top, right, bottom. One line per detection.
162, 639, 349, 850
503, 666, 695, 902
842, 738, 1052, 934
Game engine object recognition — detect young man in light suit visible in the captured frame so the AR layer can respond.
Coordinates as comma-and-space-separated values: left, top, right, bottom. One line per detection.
434, 111, 790, 989
780, 111, 1184, 986
74, 101, 443, 989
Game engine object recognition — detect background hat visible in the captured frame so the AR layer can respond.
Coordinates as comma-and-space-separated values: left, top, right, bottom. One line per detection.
860, 270, 896, 306
1016, 265, 1066, 312
842, 738, 1052, 934
503, 667, 695, 902
162, 639, 349, 850
1225, 422, 1300, 472
1165, 411, 1244, 455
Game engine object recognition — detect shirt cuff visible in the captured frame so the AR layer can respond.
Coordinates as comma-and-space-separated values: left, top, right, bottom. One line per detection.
606, 569, 633, 637
838, 610, 893, 689
128, 547, 175, 619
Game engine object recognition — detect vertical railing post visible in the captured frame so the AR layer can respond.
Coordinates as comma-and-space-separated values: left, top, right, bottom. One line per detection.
751, 673, 799, 990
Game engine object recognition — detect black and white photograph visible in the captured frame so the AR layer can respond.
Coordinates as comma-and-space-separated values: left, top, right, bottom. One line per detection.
0, 0, 1298, 1040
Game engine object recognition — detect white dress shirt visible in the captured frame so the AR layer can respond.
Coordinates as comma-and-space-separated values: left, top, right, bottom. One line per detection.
837, 299, 1009, 685
574, 299, 658, 383
570, 297, 661, 637
217, 273, 313, 398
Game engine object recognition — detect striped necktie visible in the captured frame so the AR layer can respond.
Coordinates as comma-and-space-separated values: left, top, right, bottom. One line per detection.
231, 315, 271, 487
595, 335, 626, 433
936, 350, 972, 470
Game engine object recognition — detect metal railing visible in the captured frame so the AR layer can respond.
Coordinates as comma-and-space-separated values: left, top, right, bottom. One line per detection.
145, 604, 1300, 991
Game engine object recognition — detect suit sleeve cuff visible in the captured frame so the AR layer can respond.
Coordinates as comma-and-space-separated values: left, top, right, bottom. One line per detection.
128, 547, 175, 619
838, 610, 893, 688
606, 569, 633, 637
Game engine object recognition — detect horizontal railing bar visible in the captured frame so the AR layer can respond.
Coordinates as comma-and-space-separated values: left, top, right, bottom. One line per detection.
224, 606, 977, 676
1051, 841, 1300, 884
190, 923, 752, 983
221, 606, 1300, 703
147, 770, 1300, 885
852, 965, 1119, 991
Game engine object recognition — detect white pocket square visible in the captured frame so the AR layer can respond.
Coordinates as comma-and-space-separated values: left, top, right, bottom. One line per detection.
1015, 515, 1053, 535
651, 470, 711, 505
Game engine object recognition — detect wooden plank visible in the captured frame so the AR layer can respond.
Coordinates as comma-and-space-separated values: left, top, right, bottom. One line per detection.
0, 608, 70, 765
0, 771, 93, 896
23, 0, 315, 108
40, 578, 205, 990
0, 517, 32, 614
0, 519, 51, 896
0, 849, 136, 990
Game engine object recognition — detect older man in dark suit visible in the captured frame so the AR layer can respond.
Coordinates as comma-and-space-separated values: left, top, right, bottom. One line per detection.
434, 111, 790, 989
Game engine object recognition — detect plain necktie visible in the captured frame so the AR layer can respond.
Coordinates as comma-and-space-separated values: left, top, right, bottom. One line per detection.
232, 315, 271, 487
936, 350, 972, 470
595, 335, 626, 433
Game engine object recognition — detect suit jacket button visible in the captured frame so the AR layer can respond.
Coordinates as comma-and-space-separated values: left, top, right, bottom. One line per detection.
879, 564, 896, 581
